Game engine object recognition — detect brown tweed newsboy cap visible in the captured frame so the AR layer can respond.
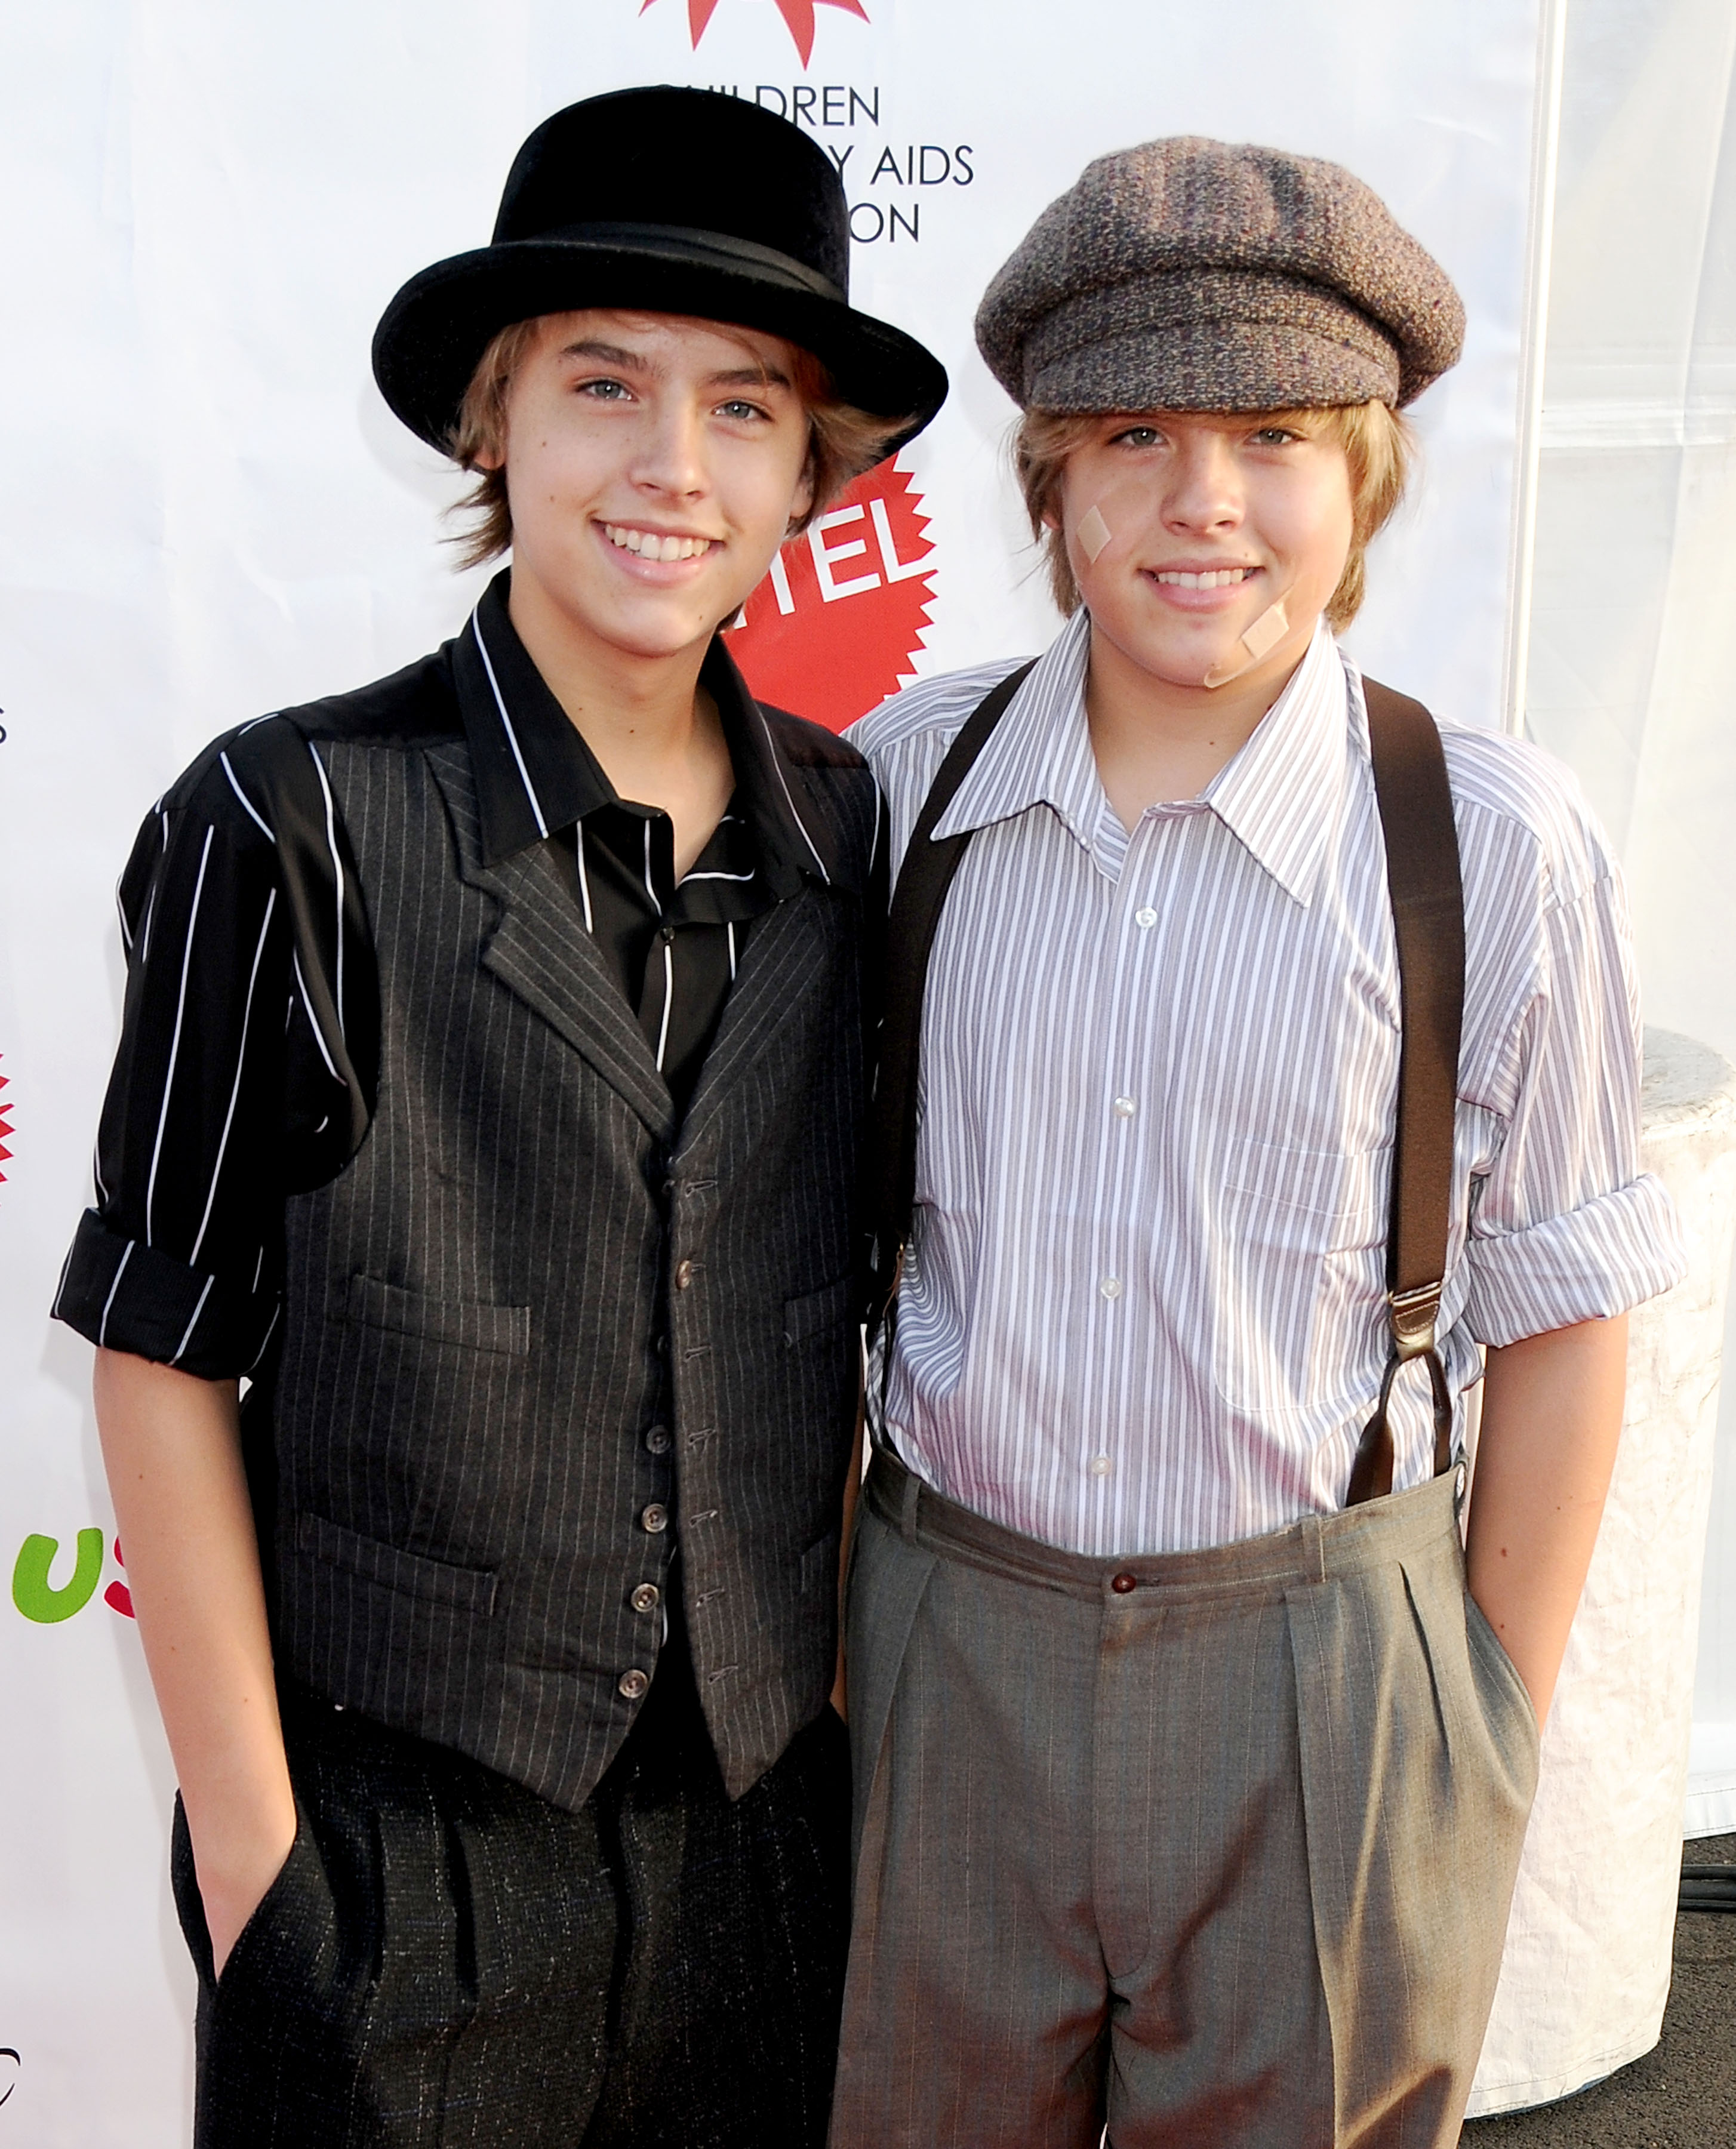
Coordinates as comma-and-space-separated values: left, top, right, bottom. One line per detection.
975, 136, 1464, 414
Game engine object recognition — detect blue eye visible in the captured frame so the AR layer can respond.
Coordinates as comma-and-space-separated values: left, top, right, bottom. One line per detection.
579, 378, 631, 401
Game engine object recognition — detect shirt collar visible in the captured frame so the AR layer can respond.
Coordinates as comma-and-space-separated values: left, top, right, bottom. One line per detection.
932, 608, 1355, 907
931, 609, 1106, 850
451, 569, 835, 895
1195, 618, 1355, 907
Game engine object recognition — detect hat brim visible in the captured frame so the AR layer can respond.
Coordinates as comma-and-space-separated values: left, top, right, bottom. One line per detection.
373, 236, 947, 456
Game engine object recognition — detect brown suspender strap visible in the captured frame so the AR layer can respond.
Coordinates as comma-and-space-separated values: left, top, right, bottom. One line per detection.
867, 661, 1037, 1331
870, 665, 1464, 1513
1346, 677, 1465, 1504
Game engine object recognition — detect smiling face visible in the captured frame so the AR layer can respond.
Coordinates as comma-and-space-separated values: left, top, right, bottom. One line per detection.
480, 309, 816, 667
1052, 411, 1356, 697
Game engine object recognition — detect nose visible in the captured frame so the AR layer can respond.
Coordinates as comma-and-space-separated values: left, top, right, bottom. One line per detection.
1162, 430, 1243, 535
629, 393, 709, 501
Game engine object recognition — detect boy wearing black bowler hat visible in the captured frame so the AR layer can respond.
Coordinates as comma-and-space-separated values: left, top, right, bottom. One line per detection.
52, 87, 944, 2147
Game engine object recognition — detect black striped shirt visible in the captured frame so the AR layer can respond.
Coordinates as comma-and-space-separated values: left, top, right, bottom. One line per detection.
54, 570, 850, 1378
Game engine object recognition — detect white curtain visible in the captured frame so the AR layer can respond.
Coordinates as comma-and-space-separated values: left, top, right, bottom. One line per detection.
1521, 0, 1736, 1830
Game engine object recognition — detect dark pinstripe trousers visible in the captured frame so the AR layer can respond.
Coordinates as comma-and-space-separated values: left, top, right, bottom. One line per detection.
830, 1454, 1539, 2149
173, 1632, 851, 2148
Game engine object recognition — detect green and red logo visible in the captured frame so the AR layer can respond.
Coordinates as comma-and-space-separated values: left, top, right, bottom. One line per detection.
11, 1532, 133, 1623
0, 1056, 12, 1189
641, 0, 869, 67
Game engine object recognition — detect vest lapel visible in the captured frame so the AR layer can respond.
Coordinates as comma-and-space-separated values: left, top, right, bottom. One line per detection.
426, 743, 676, 1143
678, 885, 833, 1149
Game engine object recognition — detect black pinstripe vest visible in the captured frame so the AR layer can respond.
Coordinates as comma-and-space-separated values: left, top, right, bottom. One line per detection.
263, 728, 875, 1811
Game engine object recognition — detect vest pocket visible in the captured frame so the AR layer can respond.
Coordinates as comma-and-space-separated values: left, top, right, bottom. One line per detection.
784, 1273, 859, 1347
343, 1274, 531, 1355
296, 1511, 498, 1616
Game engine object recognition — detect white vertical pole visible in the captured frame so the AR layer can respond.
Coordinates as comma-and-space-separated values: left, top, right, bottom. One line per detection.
1503, 0, 1570, 738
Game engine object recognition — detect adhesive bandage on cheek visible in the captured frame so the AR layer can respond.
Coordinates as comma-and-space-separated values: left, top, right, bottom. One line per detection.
1201, 597, 1291, 690
1077, 504, 1113, 563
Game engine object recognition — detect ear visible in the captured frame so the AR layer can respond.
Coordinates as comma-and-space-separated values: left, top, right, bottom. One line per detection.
789, 450, 817, 531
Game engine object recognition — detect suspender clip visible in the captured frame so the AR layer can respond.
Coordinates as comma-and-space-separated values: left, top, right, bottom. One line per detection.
1388, 1280, 1442, 1360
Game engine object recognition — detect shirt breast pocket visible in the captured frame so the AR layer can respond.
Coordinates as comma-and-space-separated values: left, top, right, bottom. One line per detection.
1211, 1137, 1388, 1417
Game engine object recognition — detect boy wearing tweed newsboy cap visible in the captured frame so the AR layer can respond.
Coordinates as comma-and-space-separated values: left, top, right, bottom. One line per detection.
830, 139, 1683, 2148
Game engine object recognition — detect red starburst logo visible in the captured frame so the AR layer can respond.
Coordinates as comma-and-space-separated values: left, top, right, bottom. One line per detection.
0, 1057, 11, 1189
641, 0, 869, 67
727, 456, 934, 731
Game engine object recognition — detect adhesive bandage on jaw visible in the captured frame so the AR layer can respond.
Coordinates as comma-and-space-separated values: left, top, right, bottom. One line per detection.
1077, 503, 1113, 562
1201, 597, 1291, 689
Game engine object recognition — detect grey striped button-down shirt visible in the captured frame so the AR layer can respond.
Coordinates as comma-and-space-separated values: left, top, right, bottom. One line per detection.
850, 611, 1683, 1557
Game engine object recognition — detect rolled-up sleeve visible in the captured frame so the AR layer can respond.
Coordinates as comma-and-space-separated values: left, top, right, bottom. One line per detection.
53, 761, 295, 1375
1463, 860, 1685, 1346
52, 722, 367, 1378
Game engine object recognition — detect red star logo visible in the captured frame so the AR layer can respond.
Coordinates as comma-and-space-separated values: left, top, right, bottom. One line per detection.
725, 456, 935, 729
641, 0, 869, 68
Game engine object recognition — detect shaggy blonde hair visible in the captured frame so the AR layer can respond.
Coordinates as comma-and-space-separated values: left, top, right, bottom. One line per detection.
1014, 401, 1413, 630
446, 317, 907, 569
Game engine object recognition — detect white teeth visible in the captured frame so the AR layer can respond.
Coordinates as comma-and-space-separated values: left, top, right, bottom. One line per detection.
603, 523, 713, 562
1155, 567, 1252, 589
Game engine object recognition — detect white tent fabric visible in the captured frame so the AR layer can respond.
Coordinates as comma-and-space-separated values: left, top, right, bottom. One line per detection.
1518, 0, 1736, 1842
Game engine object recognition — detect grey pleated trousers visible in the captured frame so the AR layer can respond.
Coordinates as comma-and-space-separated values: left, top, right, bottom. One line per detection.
830, 1452, 1540, 2149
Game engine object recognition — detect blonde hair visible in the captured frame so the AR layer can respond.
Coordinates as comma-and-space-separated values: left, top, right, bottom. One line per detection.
1014, 401, 1413, 630
446, 317, 907, 569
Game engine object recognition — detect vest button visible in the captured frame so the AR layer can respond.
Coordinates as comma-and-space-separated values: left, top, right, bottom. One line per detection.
1110, 1572, 1138, 1594
641, 1503, 669, 1534
674, 1259, 695, 1291
645, 1424, 672, 1455
618, 1668, 650, 1701
631, 1582, 660, 1614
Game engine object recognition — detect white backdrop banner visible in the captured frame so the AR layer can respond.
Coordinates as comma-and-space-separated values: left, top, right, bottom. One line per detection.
0, 3, 1542, 2138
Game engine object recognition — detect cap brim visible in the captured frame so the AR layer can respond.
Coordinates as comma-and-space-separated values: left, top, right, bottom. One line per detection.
373, 238, 948, 455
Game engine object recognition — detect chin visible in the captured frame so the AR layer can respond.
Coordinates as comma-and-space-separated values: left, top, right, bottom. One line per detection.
597, 608, 718, 661
1125, 638, 1243, 688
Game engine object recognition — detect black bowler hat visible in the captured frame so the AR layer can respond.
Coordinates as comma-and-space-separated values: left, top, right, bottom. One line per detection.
373, 85, 947, 454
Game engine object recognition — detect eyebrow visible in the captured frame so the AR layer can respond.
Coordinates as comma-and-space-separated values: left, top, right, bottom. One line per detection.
555, 340, 793, 393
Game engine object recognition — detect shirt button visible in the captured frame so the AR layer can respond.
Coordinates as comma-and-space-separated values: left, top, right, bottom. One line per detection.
674, 1259, 695, 1291
1113, 1097, 1137, 1119
1100, 1277, 1122, 1301
641, 1503, 669, 1534
645, 1424, 673, 1455
660, 924, 676, 946
618, 1668, 651, 1701
1135, 907, 1158, 929
631, 1582, 661, 1614
1111, 1572, 1138, 1595
1089, 1454, 1112, 1477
